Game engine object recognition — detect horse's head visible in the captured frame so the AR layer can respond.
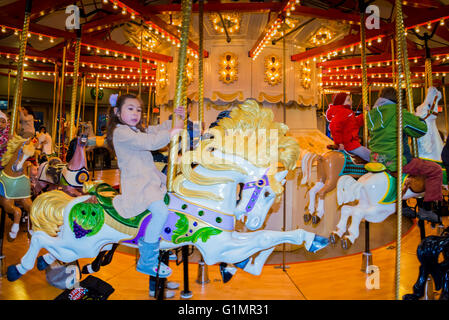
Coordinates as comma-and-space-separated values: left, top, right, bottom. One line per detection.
77, 123, 89, 147
236, 169, 288, 230
4, 135, 37, 173
416, 86, 442, 120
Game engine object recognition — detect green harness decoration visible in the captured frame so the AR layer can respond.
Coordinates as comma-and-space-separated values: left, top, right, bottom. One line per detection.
378, 172, 409, 205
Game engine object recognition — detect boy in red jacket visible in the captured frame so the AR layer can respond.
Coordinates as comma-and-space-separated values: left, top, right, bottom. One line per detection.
325, 92, 371, 161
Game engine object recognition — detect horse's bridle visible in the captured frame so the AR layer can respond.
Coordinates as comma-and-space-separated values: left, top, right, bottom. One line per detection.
242, 171, 270, 214
12, 141, 27, 172
422, 94, 439, 120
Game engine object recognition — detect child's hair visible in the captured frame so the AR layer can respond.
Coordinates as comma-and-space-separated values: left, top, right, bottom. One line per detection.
39, 126, 47, 133
106, 94, 145, 154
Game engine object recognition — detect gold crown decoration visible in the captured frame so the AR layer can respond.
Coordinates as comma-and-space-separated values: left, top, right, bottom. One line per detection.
264, 55, 282, 86
219, 52, 238, 84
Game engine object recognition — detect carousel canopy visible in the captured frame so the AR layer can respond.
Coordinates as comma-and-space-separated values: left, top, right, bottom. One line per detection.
0, 0, 448, 95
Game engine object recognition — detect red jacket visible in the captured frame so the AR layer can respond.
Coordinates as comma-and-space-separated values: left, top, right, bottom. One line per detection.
326, 104, 363, 151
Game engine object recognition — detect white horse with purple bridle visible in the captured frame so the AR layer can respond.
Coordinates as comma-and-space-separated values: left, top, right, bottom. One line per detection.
7, 99, 328, 284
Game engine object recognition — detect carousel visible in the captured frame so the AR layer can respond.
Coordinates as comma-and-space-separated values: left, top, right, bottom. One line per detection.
0, 0, 448, 302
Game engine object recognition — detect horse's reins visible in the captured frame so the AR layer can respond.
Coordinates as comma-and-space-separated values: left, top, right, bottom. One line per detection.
422, 94, 439, 120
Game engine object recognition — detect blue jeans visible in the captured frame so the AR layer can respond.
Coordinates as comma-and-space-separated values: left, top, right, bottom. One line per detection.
348, 146, 371, 162
144, 200, 169, 243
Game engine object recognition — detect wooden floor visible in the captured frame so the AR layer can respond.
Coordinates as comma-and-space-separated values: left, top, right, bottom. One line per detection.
0, 169, 446, 300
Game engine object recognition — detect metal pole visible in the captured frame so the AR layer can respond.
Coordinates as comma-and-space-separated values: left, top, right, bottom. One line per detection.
139, 24, 143, 98
167, 0, 193, 192
10, 0, 32, 136
69, 30, 81, 141
76, 75, 84, 130
51, 64, 58, 141
443, 81, 449, 136
198, 0, 204, 135
394, 0, 406, 300
7, 70, 11, 112
359, 1, 373, 274
94, 74, 99, 135
57, 45, 67, 158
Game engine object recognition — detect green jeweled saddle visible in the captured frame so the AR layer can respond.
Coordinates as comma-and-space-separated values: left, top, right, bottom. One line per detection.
87, 183, 151, 229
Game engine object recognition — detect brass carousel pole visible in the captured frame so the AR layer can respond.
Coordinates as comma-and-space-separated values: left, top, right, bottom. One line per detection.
138, 23, 143, 98
69, 29, 82, 141
359, 0, 372, 274
10, 0, 32, 136
57, 44, 67, 158
82, 76, 86, 123
395, 0, 413, 300
7, 70, 11, 111
167, 0, 193, 192
443, 79, 449, 136
94, 74, 99, 135
76, 75, 85, 130
51, 63, 58, 139
198, 0, 204, 136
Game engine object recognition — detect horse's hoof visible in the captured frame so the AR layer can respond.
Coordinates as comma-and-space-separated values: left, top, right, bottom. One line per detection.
329, 232, 339, 245
219, 263, 236, 284
7, 233, 16, 242
312, 215, 321, 226
37, 256, 50, 271
303, 213, 312, 224
308, 235, 329, 253
402, 293, 420, 300
341, 236, 353, 250
7, 265, 22, 282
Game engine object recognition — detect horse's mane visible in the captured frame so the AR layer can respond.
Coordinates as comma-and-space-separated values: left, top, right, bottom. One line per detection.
1, 134, 27, 167
173, 99, 300, 201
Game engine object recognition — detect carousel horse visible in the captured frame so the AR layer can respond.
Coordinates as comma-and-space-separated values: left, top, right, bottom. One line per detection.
32, 124, 90, 197
299, 141, 367, 226
6, 99, 328, 283
330, 87, 442, 249
0, 135, 37, 241
416, 86, 444, 162
403, 226, 449, 300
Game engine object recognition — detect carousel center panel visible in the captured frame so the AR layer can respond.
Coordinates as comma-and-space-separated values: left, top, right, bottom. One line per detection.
262, 128, 413, 264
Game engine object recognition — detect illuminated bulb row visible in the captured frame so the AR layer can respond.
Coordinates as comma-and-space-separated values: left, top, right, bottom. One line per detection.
0, 25, 56, 43
86, 82, 157, 87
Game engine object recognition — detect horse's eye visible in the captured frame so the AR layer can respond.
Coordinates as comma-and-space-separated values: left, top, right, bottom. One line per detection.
264, 191, 271, 197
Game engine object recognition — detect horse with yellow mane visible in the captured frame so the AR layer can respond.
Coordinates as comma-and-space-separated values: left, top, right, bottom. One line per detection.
0, 134, 36, 241
7, 99, 328, 283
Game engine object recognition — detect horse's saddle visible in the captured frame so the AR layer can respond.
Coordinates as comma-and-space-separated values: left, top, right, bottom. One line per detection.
38, 158, 65, 185
0, 170, 31, 199
81, 183, 227, 246
339, 150, 368, 177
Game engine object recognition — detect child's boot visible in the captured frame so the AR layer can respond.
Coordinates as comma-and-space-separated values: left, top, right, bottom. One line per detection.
136, 238, 172, 278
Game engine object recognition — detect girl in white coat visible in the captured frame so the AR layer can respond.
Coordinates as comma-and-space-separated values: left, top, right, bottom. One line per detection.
106, 94, 184, 278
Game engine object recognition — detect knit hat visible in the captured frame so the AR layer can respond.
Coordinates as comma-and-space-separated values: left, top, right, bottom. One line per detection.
332, 92, 349, 106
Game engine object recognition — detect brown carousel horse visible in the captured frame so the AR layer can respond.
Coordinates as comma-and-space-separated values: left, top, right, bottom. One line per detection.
0, 134, 37, 241
299, 147, 368, 225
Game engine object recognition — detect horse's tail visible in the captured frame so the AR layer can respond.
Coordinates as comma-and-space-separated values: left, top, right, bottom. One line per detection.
300, 152, 318, 186
337, 175, 362, 206
30, 190, 74, 237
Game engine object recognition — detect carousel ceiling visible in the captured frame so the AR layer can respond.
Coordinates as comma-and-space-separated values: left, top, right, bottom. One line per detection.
0, 0, 448, 92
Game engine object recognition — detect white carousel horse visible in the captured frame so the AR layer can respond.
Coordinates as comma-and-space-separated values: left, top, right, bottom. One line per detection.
416, 86, 444, 162
7, 100, 328, 283
331, 87, 442, 248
